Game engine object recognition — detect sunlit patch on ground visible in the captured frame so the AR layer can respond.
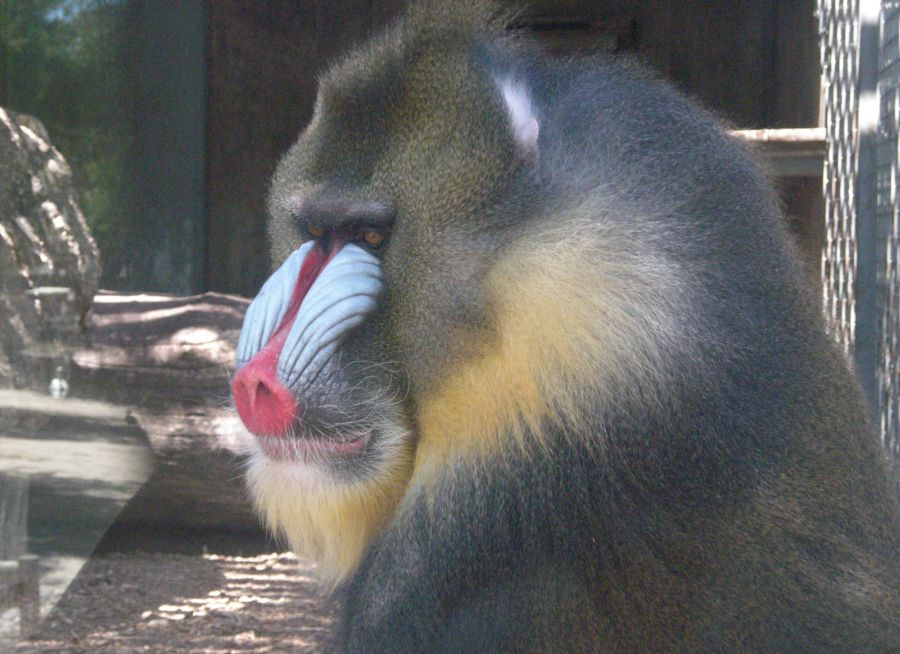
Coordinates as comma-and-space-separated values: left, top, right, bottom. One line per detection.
15, 552, 336, 653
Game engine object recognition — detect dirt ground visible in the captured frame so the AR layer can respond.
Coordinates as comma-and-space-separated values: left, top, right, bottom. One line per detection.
3, 293, 339, 653
15, 552, 338, 653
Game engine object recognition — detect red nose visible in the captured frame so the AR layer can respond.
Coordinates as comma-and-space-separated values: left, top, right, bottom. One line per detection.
232, 345, 298, 436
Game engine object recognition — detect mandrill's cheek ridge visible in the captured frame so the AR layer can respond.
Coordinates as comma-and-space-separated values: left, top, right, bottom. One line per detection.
278, 247, 383, 389
236, 241, 315, 368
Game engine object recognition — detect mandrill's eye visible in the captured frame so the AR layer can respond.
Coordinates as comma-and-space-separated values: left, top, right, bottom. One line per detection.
308, 225, 326, 238
360, 229, 386, 249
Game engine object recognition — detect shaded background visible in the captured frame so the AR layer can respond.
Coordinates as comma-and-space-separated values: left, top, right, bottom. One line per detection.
0, 0, 822, 298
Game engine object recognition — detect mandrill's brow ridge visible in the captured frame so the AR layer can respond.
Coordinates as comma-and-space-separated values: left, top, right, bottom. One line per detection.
291, 198, 396, 231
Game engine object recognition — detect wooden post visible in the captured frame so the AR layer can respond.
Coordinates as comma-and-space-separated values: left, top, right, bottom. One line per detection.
0, 560, 17, 608
0, 473, 28, 560
0, 474, 40, 637
17, 555, 40, 638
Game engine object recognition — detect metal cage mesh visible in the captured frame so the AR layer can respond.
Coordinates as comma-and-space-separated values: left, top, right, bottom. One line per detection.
820, 0, 900, 489
819, 0, 861, 358
877, 4, 900, 487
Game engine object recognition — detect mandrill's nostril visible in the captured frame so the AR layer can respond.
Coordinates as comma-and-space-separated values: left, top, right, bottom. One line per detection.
254, 381, 274, 407
232, 363, 298, 437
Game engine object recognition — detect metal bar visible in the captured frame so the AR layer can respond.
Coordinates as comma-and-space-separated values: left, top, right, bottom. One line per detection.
732, 128, 826, 177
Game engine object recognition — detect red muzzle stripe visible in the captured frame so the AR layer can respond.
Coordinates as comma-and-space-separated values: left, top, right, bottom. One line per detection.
232, 242, 341, 436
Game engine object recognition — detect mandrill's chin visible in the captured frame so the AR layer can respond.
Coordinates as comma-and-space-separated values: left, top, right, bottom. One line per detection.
244, 423, 414, 589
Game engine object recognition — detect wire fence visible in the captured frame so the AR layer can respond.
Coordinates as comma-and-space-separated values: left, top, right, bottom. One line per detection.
819, 0, 900, 491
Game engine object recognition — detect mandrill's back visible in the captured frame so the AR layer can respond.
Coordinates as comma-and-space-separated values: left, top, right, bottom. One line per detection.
231, 2, 900, 652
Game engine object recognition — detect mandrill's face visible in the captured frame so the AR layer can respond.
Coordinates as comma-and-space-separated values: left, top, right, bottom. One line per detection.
232, 238, 395, 467
229, 38, 526, 586
231, 240, 415, 587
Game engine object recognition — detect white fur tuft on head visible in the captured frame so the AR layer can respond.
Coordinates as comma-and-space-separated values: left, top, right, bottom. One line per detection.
497, 77, 540, 154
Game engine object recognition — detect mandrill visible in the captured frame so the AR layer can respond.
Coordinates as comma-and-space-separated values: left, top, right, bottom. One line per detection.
231, 2, 900, 651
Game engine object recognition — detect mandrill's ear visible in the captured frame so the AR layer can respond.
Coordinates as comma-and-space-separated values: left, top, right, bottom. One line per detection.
497, 77, 540, 156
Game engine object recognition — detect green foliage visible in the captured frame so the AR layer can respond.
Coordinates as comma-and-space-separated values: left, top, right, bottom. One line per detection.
1, 0, 135, 286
